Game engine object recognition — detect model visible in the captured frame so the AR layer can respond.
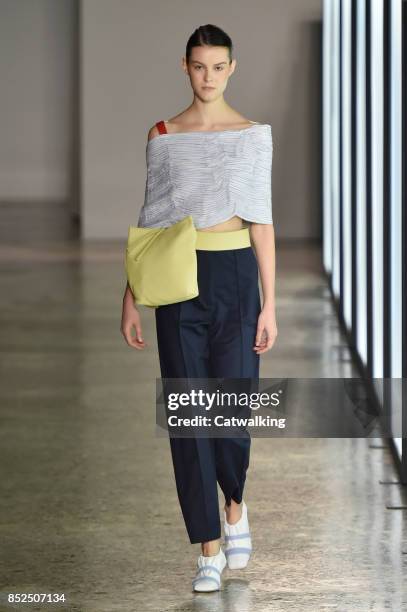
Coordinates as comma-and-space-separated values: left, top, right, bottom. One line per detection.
120, 23, 277, 592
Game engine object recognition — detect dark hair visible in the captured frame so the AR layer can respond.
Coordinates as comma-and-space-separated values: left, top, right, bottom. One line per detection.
185, 24, 233, 64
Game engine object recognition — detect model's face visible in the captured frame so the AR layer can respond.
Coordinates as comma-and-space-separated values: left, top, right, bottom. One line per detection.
182, 46, 236, 99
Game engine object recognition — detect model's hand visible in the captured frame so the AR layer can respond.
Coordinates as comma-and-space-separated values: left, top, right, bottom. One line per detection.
121, 295, 148, 350
253, 306, 277, 354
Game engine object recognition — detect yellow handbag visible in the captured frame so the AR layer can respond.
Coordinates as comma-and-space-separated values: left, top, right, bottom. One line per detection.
125, 215, 199, 308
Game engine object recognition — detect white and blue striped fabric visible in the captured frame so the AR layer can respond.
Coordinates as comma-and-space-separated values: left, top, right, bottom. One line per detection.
137, 123, 273, 229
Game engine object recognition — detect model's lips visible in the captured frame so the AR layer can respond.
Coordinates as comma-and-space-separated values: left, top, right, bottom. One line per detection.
203, 86, 215, 90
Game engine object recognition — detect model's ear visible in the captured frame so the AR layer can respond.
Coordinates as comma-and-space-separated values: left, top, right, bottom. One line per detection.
229, 58, 237, 76
181, 56, 188, 74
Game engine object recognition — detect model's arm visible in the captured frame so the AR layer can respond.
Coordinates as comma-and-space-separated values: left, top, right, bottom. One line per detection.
122, 281, 134, 305
121, 281, 147, 350
120, 124, 161, 350
249, 223, 277, 354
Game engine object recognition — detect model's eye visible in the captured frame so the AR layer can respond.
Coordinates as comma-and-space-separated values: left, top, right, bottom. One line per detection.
194, 66, 224, 71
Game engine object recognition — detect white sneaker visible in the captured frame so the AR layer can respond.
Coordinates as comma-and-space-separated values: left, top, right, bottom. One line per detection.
192, 546, 227, 592
224, 500, 252, 569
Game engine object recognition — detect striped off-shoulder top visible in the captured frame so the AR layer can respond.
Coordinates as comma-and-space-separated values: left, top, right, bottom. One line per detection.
137, 120, 273, 229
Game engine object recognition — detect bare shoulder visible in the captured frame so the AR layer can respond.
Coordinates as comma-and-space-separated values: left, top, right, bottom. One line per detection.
231, 114, 260, 128
147, 124, 161, 142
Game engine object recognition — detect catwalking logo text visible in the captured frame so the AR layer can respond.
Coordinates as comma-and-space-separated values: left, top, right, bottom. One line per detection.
165, 388, 287, 430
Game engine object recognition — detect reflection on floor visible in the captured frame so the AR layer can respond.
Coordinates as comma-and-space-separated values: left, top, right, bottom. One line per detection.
0, 203, 406, 611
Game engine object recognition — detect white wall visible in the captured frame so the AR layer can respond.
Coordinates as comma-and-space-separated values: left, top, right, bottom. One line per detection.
0, 0, 75, 202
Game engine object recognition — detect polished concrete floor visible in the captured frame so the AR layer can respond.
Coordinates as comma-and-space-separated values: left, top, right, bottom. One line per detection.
0, 203, 406, 611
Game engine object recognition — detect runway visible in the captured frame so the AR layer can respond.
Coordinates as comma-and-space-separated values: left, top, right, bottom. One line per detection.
0, 202, 405, 611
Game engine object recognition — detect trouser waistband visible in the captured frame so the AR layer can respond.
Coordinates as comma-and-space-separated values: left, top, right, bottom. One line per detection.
195, 228, 251, 251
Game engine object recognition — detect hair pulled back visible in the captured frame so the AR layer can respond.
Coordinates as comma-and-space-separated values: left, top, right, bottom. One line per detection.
185, 24, 233, 64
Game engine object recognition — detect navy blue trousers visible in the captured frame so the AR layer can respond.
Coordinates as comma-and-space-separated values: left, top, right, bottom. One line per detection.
155, 246, 261, 544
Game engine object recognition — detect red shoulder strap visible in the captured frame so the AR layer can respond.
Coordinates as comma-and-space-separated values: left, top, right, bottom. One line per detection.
155, 120, 167, 135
